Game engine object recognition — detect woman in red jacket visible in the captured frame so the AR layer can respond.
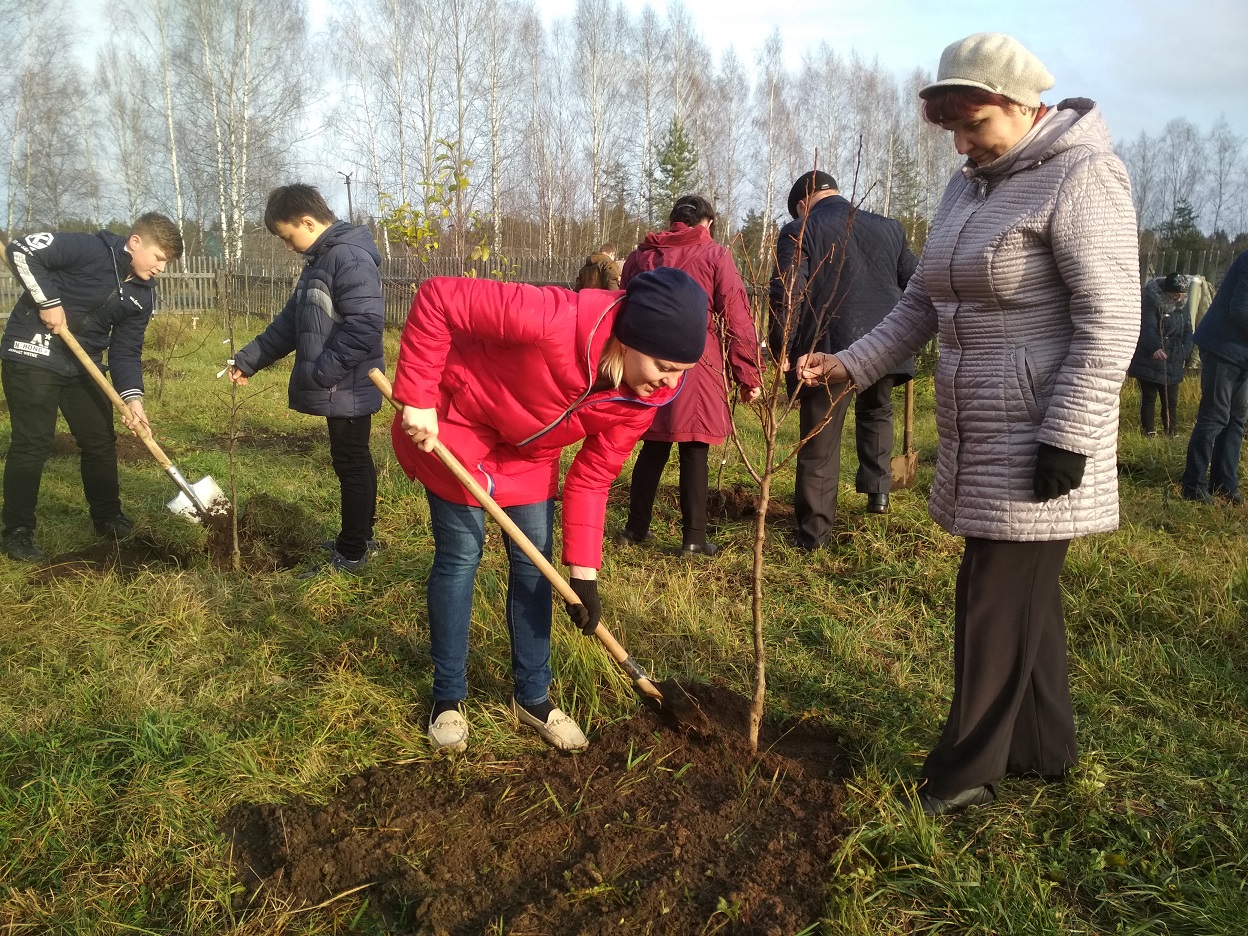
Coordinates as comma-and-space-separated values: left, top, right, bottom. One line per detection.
616, 196, 762, 556
391, 269, 707, 753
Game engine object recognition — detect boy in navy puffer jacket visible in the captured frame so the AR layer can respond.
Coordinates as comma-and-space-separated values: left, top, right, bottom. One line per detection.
229, 185, 385, 575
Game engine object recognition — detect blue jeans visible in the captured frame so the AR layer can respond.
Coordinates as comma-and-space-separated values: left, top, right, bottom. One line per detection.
425, 490, 554, 707
1182, 356, 1248, 499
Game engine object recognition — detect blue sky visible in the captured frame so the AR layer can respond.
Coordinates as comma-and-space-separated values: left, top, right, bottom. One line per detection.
524, 0, 1248, 142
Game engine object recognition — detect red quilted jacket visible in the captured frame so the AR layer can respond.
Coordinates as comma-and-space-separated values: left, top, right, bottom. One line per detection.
390, 277, 680, 568
620, 224, 761, 443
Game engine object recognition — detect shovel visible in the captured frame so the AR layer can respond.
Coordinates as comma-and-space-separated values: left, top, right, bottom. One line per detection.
369, 368, 710, 735
57, 325, 227, 521
890, 379, 919, 489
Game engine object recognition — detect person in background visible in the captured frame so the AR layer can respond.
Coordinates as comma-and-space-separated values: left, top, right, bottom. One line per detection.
615, 195, 761, 556
769, 170, 918, 548
795, 33, 1140, 815
391, 268, 707, 754
574, 243, 622, 291
1, 213, 183, 562
1127, 272, 1192, 437
1181, 249, 1248, 505
228, 184, 385, 576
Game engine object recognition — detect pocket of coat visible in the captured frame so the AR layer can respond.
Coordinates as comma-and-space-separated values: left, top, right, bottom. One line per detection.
1016, 346, 1043, 423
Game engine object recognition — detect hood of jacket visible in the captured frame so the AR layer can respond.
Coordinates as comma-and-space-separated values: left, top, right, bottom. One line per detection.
304, 221, 382, 266
964, 98, 1111, 186
1143, 277, 1184, 317
637, 222, 711, 251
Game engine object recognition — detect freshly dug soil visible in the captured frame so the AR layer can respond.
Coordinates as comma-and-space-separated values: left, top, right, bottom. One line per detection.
204, 493, 319, 572
29, 535, 189, 582
224, 683, 848, 934
49, 431, 149, 463
707, 485, 796, 523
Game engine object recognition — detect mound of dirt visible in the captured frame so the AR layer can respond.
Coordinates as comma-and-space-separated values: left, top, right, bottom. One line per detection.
29, 535, 189, 583
49, 432, 149, 463
707, 485, 796, 523
204, 493, 320, 571
223, 683, 848, 934
214, 431, 320, 456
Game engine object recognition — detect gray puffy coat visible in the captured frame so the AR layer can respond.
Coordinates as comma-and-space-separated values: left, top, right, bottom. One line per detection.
234, 222, 384, 418
837, 99, 1140, 541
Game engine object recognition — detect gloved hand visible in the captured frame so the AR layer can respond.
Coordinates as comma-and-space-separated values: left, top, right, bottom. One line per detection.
1033, 443, 1087, 501
564, 577, 601, 636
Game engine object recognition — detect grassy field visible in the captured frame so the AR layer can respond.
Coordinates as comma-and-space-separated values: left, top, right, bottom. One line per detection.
1, 312, 1246, 934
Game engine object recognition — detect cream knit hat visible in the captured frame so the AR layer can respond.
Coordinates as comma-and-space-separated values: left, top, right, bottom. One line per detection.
919, 33, 1055, 108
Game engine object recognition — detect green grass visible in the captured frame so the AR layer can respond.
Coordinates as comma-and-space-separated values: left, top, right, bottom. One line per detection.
1, 314, 1246, 933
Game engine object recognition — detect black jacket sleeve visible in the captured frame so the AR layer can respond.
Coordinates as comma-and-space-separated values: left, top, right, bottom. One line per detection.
234, 290, 299, 376
6, 232, 95, 310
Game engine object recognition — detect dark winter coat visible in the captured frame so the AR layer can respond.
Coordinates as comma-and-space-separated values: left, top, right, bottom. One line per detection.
1127, 277, 1193, 385
2, 230, 156, 399
1193, 249, 1248, 369
233, 222, 384, 418
391, 277, 684, 569
768, 194, 918, 394
619, 223, 761, 444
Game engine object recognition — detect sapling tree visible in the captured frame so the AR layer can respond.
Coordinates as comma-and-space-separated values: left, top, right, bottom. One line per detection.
724, 154, 866, 752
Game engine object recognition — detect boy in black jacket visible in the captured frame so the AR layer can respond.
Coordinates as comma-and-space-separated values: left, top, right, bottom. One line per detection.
1, 213, 183, 561
228, 185, 385, 576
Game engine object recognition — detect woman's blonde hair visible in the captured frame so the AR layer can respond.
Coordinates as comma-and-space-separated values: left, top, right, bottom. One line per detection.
597, 336, 626, 388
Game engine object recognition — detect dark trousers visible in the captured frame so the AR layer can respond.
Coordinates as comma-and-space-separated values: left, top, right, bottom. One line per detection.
2, 359, 121, 532
624, 440, 711, 546
794, 376, 895, 548
326, 415, 377, 561
1137, 377, 1179, 435
921, 537, 1077, 798
1181, 356, 1248, 500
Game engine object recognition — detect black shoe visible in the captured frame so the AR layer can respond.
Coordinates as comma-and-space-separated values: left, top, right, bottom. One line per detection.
2, 527, 46, 562
1181, 490, 1213, 504
320, 537, 380, 557
94, 514, 134, 539
299, 548, 368, 579
614, 529, 654, 547
789, 534, 824, 551
680, 540, 720, 557
866, 493, 890, 514
918, 784, 995, 817
1216, 491, 1245, 506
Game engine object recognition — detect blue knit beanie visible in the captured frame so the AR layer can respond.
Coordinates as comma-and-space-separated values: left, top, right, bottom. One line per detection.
614, 267, 708, 364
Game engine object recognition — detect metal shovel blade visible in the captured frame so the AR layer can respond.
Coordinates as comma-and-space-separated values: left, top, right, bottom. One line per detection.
166, 475, 227, 521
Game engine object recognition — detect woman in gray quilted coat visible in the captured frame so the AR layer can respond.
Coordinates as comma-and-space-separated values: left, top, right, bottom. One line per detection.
796, 34, 1140, 815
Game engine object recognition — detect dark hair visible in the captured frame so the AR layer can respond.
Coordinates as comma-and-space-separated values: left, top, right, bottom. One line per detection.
130, 212, 183, 260
922, 87, 1025, 125
1162, 272, 1190, 294
669, 195, 715, 228
264, 184, 336, 233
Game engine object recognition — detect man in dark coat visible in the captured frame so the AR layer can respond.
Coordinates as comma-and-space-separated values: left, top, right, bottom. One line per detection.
1182, 249, 1248, 504
769, 171, 918, 548
1, 213, 183, 561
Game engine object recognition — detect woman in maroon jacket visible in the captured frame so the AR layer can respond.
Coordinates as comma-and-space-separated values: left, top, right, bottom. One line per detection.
392, 269, 707, 753
616, 196, 762, 556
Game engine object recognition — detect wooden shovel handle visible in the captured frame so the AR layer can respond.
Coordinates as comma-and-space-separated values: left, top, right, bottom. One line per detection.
57, 326, 174, 471
368, 368, 658, 692
903, 379, 915, 455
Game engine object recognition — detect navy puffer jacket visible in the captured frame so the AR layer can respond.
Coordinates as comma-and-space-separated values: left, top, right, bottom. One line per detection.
1193, 249, 1248, 370
234, 222, 384, 417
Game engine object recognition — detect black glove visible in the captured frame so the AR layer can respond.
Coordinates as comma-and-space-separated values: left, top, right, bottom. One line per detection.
1033, 443, 1087, 501
565, 578, 601, 636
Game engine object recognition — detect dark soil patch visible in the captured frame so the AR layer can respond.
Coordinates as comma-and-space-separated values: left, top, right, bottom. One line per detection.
223, 682, 848, 934
707, 484, 796, 523
29, 535, 189, 583
49, 432, 149, 463
141, 357, 183, 380
213, 430, 321, 456
204, 493, 319, 572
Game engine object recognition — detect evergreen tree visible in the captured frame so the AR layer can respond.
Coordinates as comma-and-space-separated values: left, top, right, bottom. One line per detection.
652, 116, 700, 225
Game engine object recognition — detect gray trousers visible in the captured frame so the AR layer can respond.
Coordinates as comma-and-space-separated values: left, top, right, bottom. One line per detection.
794, 376, 895, 548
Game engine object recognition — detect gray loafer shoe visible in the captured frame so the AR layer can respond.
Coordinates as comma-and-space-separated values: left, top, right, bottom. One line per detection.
511, 699, 588, 752
428, 709, 469, 753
